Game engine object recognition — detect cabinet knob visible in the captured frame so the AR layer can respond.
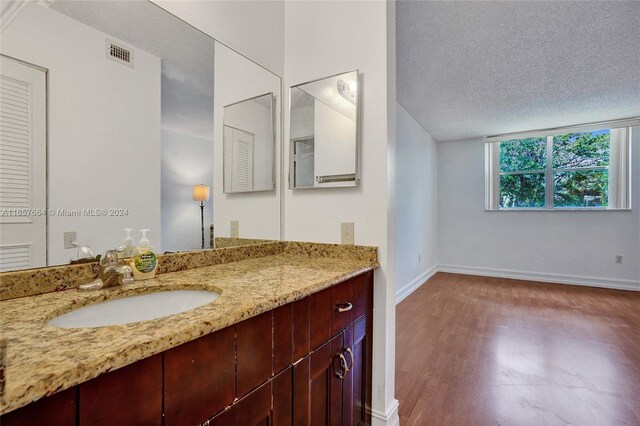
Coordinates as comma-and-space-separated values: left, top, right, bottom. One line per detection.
334, 302, 353, 313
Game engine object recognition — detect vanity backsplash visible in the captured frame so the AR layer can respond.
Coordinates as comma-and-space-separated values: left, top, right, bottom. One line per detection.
0, 242, 378, 301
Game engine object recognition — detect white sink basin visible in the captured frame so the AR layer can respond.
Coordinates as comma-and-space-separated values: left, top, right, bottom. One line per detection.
48, 290, 219, 328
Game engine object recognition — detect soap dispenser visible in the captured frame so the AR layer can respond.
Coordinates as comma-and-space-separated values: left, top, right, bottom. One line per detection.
130, 229, 158, 280
117, 228, 135, 259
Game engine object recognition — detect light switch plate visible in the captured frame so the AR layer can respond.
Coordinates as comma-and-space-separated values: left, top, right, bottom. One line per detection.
64, 232, 77, 249
341, 222, 354, 245
230, 221, 239, 238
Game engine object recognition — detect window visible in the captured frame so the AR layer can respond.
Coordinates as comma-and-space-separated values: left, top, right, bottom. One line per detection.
485, 120, 636, 210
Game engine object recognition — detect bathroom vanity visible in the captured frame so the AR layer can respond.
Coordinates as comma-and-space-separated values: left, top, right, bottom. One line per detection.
0, 242, 377, 426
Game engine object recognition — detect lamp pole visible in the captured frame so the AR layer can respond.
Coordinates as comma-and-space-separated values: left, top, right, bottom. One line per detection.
200, 201, 205, 249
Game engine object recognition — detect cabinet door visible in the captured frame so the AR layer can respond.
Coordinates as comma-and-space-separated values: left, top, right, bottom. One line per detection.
273, 367, 292, 426
164, 326, 235, 425
79, 354, 162, 426
292, 334, 344, 426
345, 315, 371, 426
208, 407, 235, 426
236, 380, 272, 426
0, 387, 76, 426
237, 310, 273, 398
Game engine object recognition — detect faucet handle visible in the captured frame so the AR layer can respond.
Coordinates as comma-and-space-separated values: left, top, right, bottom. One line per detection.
115, 265, 135, 285
100, 250, 119, 268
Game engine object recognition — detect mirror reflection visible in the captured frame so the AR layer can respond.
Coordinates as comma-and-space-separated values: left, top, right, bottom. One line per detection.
0, 0, 280, 272
289, 70, 359, 188
223, 93, 275, 193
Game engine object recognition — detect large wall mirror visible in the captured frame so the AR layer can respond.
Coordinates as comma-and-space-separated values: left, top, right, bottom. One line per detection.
289, 70, 359, 189
0, 0, 281, 272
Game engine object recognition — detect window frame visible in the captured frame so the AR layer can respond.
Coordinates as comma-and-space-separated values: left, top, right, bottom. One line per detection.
485, 119, 637, 211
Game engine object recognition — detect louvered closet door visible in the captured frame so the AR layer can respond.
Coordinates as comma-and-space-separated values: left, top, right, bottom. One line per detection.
224, 126, 254, 192
231, 129, 253, 192
0, 56, 47, 271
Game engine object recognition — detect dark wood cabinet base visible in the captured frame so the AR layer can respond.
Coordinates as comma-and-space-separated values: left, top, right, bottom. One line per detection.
1, 271, 374, 426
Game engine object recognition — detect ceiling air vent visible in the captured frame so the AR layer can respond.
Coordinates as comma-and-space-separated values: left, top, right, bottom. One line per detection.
105, 39, 134, 68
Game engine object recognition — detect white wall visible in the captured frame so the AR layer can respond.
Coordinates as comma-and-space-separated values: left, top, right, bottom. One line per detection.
437, 128, 640, 289
151, 0, 284, 76
284, 1, 398, 423
214, 42, 281, 241
395, 104, 438, 302
2, 3, 161, 265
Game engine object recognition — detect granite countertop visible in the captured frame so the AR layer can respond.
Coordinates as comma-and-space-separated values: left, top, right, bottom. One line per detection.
0, 252, 377, 415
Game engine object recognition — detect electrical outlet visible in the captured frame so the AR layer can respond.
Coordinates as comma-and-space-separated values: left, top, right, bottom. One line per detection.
418, 253, 422, 262
64, 232, 77, 249
230, 221, 239, 238
341, 222, 354, 245
615, 255, 623, 264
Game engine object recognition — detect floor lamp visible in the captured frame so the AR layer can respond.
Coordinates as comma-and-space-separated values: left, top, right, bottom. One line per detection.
193, 185, 210, 249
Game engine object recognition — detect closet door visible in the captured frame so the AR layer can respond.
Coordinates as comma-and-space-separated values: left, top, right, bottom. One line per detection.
0, 55, 47, 271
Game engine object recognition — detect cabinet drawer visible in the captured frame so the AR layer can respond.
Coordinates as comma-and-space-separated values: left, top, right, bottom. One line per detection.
309, 287, 331, 350
352, 271, 371, 320
331, 279, 354, 335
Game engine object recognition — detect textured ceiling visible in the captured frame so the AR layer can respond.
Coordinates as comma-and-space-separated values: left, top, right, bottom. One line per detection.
397, 1, 640, 142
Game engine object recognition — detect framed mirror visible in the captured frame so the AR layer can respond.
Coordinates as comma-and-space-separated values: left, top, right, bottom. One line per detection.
0, 0, 281, 272
289, 70, 359, 189
223, 93, 276, 193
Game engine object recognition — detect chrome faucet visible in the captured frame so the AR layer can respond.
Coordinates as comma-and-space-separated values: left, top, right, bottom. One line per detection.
79, 250, 134, 291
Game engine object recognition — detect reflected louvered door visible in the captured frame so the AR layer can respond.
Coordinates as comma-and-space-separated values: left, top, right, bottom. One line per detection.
231, 128, 254, 192
0, 56, 46, 271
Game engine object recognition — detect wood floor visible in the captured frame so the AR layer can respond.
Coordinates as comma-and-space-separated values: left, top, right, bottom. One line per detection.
395, 273, 640, 425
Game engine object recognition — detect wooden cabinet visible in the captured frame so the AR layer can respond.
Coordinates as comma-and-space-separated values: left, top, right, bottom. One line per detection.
344, 316, 371, 426
164, 326, 235, 425
331, 279, 354, 335
309, 287, 332, 350
272, 367, 293, 426
236, 380, 272, 426
0, 387, 76, 426
273, 304, 293, 374
210, 379, 273, 426
292, 316, 372, 426
79, 354, 162, 426
237, 310, 273, 398
293, 296, 310, 361
292, 334, 343, 426
1, 271, 374, 426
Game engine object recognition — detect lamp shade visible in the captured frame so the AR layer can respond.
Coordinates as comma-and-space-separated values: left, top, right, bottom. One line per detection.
193, 184, 210, 202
